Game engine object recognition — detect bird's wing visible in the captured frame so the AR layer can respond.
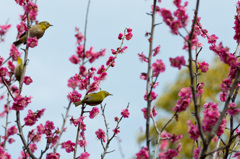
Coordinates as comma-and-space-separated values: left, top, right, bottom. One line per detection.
19, 32, 26, 38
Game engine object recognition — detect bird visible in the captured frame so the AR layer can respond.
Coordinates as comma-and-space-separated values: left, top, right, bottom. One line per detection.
13, 21, 52, 47
14, 57, 23, 82
74, 90, 112, 106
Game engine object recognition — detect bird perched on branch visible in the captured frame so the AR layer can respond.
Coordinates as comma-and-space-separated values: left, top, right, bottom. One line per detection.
14, 57, 23, 82
74, 90, 112, 106
13, 21, 52, 47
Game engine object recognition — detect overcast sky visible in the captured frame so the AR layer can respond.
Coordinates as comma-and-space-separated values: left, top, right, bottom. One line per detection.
0, 0, 238, 158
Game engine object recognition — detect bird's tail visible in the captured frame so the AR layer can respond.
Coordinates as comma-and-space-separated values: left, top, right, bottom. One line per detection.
13, 40, 22, 48
74, 100, 83, 107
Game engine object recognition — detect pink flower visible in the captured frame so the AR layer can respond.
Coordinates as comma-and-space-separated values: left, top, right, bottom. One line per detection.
89, 107, 99, 119
97, 65, 106, 74
153, 45, 160, 56
198, 61, 209, 73
126, 32, 133, 40
79, 65, 88, 77
136, 147, 149, 159
113, 128, 120, 134
7, 61, 15, 72
79, 152, 90, 159
162, 144, 181, 158
144, 91, 158, 101
27, 37, 38, 48
228, 103, 240, 116
0, 67, 8, 76
24, 110, 38, 126
152, 59, 166, 76
169, 56, 186, 70
7, 126, 17, 136
8, 138, 15, 144
78, 140, 87, 147
69, 55, 80, 64
61, 140, 75, 153
95, 129, 106, 142
118, 33, 123, 40
141, 106, 158, 119
23, 76, 33, 85
208, 34, 218, 44
197, 82, 204, 97
17, 22, 27, 36
44, 120, 55, 130
187, 121, 199, 141
220, 92, 227, 102
0, 57, 4, 66
220, 78, 232, 91
15, 0, 24, 6
194, 148, 200, 159
106, 56, 115, 67
75, 28, 84, 44
121, 109, 130, 118
138, 52, 148, 62
29, 143, 37, 153
76, 45, 84, 57
127, 28, 132, 33
140, 73, 147, 80
114, 117, 119, 122
67, 90, 82, 103
12, 95, 32, 111
10, 44, 21, 61
46, 152, 60, 159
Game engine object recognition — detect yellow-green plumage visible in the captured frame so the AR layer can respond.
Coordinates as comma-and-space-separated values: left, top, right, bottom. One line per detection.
74, 90, 112, 106
13, 21, 52, 47
14, 57, 23, 82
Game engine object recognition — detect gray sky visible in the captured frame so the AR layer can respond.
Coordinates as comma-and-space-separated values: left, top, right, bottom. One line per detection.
0, 0, 238, 158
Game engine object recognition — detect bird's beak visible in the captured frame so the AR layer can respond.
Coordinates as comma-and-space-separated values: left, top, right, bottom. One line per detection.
50, 24, 53, 26
109, 94, 113, 96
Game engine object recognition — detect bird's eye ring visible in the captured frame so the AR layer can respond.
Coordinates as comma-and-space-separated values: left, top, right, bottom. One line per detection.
45, 22, 48, 25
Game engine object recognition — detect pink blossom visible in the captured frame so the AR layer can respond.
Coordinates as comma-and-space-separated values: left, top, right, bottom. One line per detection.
79, 152, 90, 159
89, 107, 99, 119
67, 90, 82, 103
127, 28, 132, 33
69, 55, 80, 64
46, 152, 60, 159
106, 56, 115, 67
138, 52, 148, 62
141, 106, 158, 119
0, 67, 8, 76
187, 121, 199, 141
75, 28, 84, 44
76, 45, 84, 57
12, 95, 32, 111
152, 59, 166, 76
7, 126, 17, 136
78, 140, 87, 147
136, 147, 149, 159
24, 110, 38, 126
197, 82, 204, 97
194, 148, 200, 159
67, 77, 79, 89
208, 34, 218, 44
29, 143, 37, 153
144, 91, 158, 101
228, 103, 240, 116
121, 109, 130, 118
169, 56, 186, 70
198, 61, 209, 73
220, 92, 227, 102
61, 140, 75, 153
8, 138, 15, 144
97, 65, 106, 75
44, 120, 55, 130
126, 32, 133, 40
7, 61, 15, 72
118, 33, 123, 40
220, 78, 232, 91
140, 73, 147, 80
87, 81, 99, 93
10, 44, 21, 61
79, 65, 88, 77
15, 0, 24, 6
153, 45, 160, 56
23, 76, 33, 85
113, 128, 120, 134
95, 129, 106, 142
27, 37, 38, 48
17, 22, 27, 36
114, 117, 119, 122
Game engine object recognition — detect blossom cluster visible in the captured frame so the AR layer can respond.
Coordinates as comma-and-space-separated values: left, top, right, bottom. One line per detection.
173, 87, 192, 112
0, 24, 11, 42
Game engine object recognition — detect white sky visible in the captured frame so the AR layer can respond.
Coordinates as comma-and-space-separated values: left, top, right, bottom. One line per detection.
0, 0, 238, 158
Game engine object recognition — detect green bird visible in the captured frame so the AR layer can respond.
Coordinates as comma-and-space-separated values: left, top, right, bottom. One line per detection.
13, 21, 52, 47
14, 57, 23, 82
74, 90, 112, 106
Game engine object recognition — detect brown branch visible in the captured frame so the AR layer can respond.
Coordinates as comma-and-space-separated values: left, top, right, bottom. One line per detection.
1, 76, 14, 99
146, 0, 157, 151
3, 93, 10, 150
53, 101, 72, 152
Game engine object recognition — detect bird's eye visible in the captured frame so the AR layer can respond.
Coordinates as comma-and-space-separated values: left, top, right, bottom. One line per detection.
45, 22, 48, 25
